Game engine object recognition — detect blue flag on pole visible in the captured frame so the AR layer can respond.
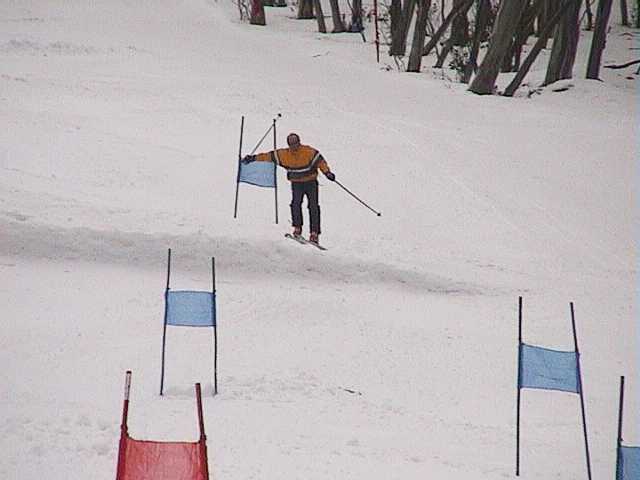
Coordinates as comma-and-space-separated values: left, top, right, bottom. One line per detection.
238, 161, 276, 188
166, 290, 216, 327
519, 343, 580, 394
618, 446, 640, 480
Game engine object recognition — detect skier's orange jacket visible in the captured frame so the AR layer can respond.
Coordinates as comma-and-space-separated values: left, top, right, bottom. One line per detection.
255, 145, 331, 183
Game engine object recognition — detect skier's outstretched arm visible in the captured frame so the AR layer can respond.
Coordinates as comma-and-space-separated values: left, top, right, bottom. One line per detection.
241, 149, 285, 164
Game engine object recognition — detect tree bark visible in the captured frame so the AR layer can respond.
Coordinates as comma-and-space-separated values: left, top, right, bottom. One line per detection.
584, 0, 594, 29
543, 0, 580, 85
536, 0, 546, 34
329, 0, 346, 31
586, 0, 614, 78
504, 0, 576, 95
510, 0, 544, 70
422, 0, 475, 56
401, 0, 418, 53
389, 0, 404, 55
636, 0, 640, 27
350, 0, 364, 31
313, 0, 328, 32
408, 0, 433, 71
462, 0, 491, 83
250, 0, 266, 24
451, 0, 471, 46
502, 0, 533, 72
434, 38, 454, 66
390, 0, 417, 55
297, 0, 315, 19
468, 0, 529, 94
620, 0, 629, 25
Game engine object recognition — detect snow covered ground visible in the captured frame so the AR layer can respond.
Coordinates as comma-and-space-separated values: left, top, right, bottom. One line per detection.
1, 0, 637, 479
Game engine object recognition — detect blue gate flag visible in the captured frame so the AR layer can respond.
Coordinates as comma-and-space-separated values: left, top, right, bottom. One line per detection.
166, 290, 216, 327
519, 343, 580, 393
238, 160, 276, 188
618, 446, 640, 480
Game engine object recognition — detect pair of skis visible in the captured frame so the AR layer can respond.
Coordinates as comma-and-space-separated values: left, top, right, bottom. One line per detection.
284, 233, 327, 251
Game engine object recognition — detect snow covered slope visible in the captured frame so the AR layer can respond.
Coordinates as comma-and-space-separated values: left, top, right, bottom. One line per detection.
1, 1, 637, 479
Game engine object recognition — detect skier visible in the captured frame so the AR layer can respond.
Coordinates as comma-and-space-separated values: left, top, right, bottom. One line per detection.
242, 132, 335, 245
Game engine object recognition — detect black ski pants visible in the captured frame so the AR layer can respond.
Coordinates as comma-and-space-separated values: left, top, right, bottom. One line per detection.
290, 180, 321, 234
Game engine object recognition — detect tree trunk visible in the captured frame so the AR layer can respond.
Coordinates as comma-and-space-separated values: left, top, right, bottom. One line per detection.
329, 0, 346, 31
536, 0, 552, 49
297, 0, 315, 19
468, 0, 529, 94
504, 0, 575, 95
536, 0, 550, 34
510, 0, 544, 70
451, 0, 471, 46
502, 0, 532, 72
434, 38, 454, 66
636, 0, 640, 27
620, 0, 629, 25
313, 0, 328, 32
390, 0, 417, 55
462, 0, 491, 83
408, 0, 433, 71
389, 0, 403, 54
536, 0, 545, 34
422, 0, 474, 56
543, 0, 580, 85
401, 0, 418, 54
586, 0, 613, 78
250, 0, 266, 24
584, 0, 594, 29
350, 0, 364, 31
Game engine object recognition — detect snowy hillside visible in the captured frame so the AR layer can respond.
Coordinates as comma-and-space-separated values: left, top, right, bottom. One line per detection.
1, 0, 637, 479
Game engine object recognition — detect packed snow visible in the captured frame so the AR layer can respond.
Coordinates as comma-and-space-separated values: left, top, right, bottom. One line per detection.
1, 0, 637, 479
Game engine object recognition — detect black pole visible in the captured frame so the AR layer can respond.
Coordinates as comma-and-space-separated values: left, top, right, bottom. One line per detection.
248, 123, 275, 156
334, 179, 382, 216
160, 248, 171, 395
516, 296, 523, 476
616, 375, 625, 480
571, 302, 593, 480
212, 257, 218, 396
273, 118, 279, 224
373, 0, 380, 62
234, 116, 245, 219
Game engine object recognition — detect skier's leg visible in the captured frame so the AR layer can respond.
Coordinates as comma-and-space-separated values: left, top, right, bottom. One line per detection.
290, 182, 304, 233
307, 180, 321, 235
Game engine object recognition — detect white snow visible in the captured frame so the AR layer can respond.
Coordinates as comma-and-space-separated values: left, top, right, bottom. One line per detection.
1, 0, 637, 479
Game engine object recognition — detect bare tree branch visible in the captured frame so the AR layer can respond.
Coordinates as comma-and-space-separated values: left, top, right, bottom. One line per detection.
603, 58, 640, 68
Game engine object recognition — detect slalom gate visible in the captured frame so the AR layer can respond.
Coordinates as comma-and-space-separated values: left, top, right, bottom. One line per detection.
115, 371, 210, 480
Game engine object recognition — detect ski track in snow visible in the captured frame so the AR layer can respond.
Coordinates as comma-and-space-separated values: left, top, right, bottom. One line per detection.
0, 217, 484, 296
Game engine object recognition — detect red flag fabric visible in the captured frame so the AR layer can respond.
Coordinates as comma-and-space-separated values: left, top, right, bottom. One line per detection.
117, 436, 208, 480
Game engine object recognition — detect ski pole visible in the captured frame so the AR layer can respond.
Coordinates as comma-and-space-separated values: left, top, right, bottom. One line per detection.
334, 179, 381, 216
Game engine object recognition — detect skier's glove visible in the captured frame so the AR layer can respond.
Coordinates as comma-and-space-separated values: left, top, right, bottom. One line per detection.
241, 155, 255, 164
325, 172, 335, 181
